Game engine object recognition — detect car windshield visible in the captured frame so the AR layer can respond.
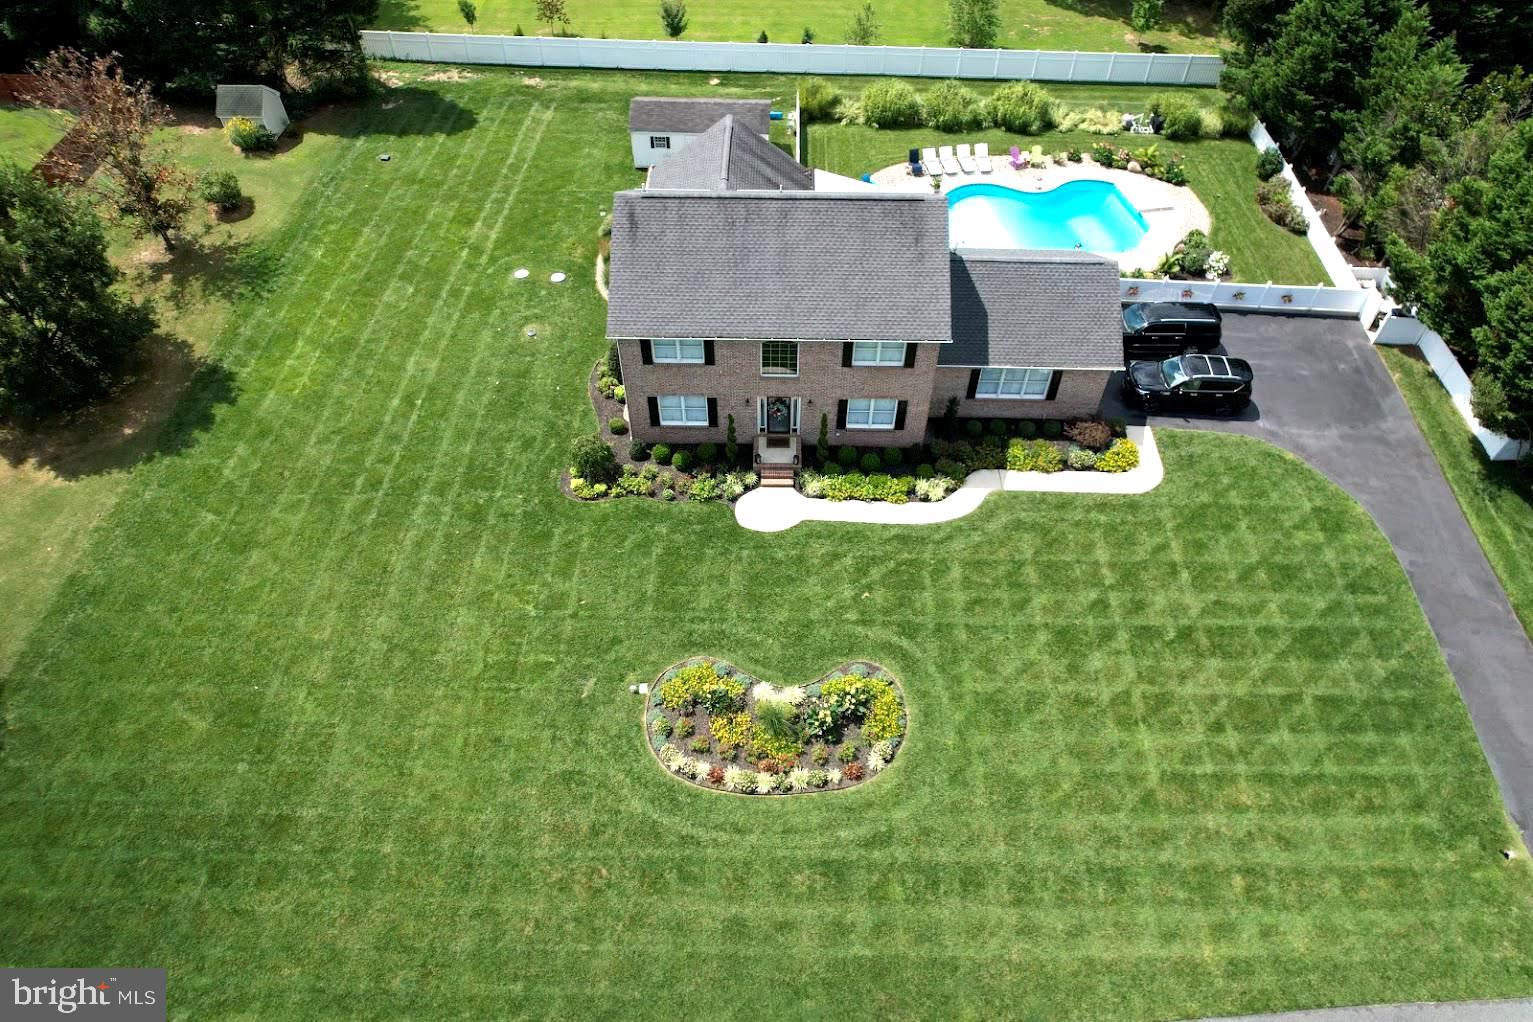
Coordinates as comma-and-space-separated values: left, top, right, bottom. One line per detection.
1123, 305, 1148, 331
1161, 357, 1189, 387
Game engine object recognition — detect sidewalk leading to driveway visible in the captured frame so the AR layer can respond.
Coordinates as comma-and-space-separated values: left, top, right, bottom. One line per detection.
1104, 313, 1533, 848
1190, 997, 1533, 1022
734, 425, 1162, 533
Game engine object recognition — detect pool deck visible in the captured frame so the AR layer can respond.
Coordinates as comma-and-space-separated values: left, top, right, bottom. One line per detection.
867, 155, 1210, 273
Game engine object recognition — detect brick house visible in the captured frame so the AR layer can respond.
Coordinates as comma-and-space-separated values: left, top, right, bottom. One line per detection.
606, 114, 1122, 469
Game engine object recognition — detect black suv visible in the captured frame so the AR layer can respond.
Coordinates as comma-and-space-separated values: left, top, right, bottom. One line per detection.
1122, 353, 1253, 414
1122, 302, 1222, 359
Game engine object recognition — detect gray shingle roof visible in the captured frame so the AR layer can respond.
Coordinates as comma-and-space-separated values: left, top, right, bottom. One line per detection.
944, 249, 1123, 369
647, 116, 812, 192
628, 97, 771, 135
606, 190, 951, 341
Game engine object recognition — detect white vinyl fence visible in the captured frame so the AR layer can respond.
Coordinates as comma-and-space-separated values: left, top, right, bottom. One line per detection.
1248, 120, 1355, 290
1374, 313, 1529, 461
362, 31, 1224, 85
1119, 278, 1380, 321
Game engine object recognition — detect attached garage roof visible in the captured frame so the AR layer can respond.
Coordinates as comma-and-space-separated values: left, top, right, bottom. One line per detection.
628, 97, 772, 135
944, 249, 1123, 369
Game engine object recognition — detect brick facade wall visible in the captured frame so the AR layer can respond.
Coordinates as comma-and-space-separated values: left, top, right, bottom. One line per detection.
616, 339, 943, 447
929, 368, 1114, 422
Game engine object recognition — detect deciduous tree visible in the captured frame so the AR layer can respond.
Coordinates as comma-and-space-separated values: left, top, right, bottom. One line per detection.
536, 0, 571, 35
0, 162, 154, 423
845, 2, 880, 45
948, 0, 1000, 48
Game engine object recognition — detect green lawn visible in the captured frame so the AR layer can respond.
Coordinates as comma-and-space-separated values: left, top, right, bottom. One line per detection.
2, 66, 1531, 1019
1380, 346, 1533, 640
376, 0, 1223, 52
807, 80, 1329, 284
0, 104, 70, 166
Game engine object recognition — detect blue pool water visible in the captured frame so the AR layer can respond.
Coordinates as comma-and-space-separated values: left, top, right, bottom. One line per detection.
947, 180, 1148, 254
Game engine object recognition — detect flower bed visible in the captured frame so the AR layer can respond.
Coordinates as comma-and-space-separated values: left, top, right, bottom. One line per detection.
646, 657, 906, 795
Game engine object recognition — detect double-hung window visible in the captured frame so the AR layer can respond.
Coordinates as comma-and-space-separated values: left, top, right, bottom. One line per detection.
851, 341, 907, 366
845, 398, 899, 429
976, 367, 1052, 399
760, 341, 798, 376
652, 338, 705, 364
657, 395, 710, 426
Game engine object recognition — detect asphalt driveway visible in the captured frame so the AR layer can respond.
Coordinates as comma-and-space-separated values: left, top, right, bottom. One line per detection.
1105, 313, 1533, 848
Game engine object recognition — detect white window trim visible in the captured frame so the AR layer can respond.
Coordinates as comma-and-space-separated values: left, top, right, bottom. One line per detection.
975, 367, 1053, 400
851, 341, 908, 367
845, 397, 899, 430
756, 396, 802, 434
649, 135, 671, 149
760, 341, 799, 378
658, 394, 710, 427
652, 338, 705, 364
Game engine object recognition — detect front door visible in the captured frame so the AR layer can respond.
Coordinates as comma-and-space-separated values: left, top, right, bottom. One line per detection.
766, 397, 792, 434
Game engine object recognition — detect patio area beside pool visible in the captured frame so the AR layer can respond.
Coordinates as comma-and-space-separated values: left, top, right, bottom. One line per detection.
867, 154, 1210, 274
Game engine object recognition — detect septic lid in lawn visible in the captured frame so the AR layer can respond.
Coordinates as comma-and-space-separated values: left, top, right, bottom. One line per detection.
513, 268, 529, 279
550, 272, 567, 283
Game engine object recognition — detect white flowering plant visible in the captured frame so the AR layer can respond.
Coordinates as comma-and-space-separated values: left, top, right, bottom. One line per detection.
1205, 250, 1230, 280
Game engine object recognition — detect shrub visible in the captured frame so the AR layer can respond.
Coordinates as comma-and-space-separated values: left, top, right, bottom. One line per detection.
970, 438, 1006, 470
914, 475, 954, 501
1057, 108, 1123, 135
1150, 93, 1204, 141
923, 79, 985, 133
660, 664, 746, 714
934, 457, 965, 479
1016, 419, 1038, 439
844, 761, 865, 781
225, 116, 277, 152
706, 764, 725, 785
860, 80, 923, 128
607, 415, 628, 435
651, 715, 672, 738
629, 439, 651, 461
1255, 144, 1284, 181
822, 462, 843, 476
569, 434, 617, 483
807, 769, 830, 789
1006, 438, 1063, 473
988, 418, 1008, 437
820, 472, 911, 503
1042, 419, 1063, 438
724, 415, 738, 464
688, 474, 719, 500
799, 78, 841, 121
838, 743, 860, 764
724, 766, 756, 792
671, 450, 694, 472
812, 744, 831, 766
1066, 445, 1098, 470
1256, 178, 1308, 234
710, 711, 754, 755
837, 444, 857, 466
964, 419, 984, 438
660, 487, 675, 501
1064, 419, 1113, 451
859, 451, 882, 473
697, 441, 719, 463
569, 477, 607, 499
881, 446, 902, 467
916, 462, 935, 479
1097, 437, 1140, 473
675, 716, 695, 739
986, 81, 1055, 134
691, 737, 711, 754
614, 472, 650, 496
660, 0, 688, 37
199, 170, 244, 212
652, 442, 673, 465
864, 685, 904, 741
605, 341, 622, 382
1091, 142, 1119, 167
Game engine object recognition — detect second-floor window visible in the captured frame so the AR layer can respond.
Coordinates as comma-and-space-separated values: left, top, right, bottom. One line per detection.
761, 341, 798, 376
652, 338, 705, 363
851, 341, 908, 366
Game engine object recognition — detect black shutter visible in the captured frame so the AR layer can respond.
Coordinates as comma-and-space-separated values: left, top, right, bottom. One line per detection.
707, 398, 718, 428
903, 343, 917, 369
966, 369, 980, 399
639, 339, 653, 365
1045, 371, 1062, 401
894, 400, 908, 430
647, 396, 659, 427
836, 400, 848, 429
703, 339, 715, 365
842, 343, 853, 367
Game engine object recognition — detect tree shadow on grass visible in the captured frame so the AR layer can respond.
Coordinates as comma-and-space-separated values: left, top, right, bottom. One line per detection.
304, 87, 479, 138
0, 335, 236, 480
374, 0, 432, 31
135, 233, 284, 312
1040, 0, 1222, 41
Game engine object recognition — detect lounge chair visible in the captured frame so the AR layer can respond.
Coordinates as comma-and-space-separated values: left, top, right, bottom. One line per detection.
908, 147, 924, 177
1009, 144, 1025, 170
1130, 114, 1155, 135
922, 147, 943, 177
938, 145, 961, 176
974, 142, 993, 173
956, 143, 978, 174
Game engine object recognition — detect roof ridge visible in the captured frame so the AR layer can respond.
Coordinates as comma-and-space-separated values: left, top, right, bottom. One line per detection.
718, 115, 734, 189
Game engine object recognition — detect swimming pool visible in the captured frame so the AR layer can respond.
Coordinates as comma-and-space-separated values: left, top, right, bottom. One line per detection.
947, 180, 1149, 254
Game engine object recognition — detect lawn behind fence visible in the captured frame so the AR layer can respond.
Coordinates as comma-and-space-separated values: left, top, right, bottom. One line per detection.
1, 66, 1530, 1019
374, 0, 1223, 53
0, 104, 70, 166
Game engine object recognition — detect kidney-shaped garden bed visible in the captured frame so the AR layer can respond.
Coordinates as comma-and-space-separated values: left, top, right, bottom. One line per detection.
646, 657, 906, 795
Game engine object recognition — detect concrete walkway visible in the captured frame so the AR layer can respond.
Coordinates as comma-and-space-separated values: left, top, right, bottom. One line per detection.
1191, 998, 1533, 1022
733, 426, 1162, 533
1102, 313, 1533, 849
